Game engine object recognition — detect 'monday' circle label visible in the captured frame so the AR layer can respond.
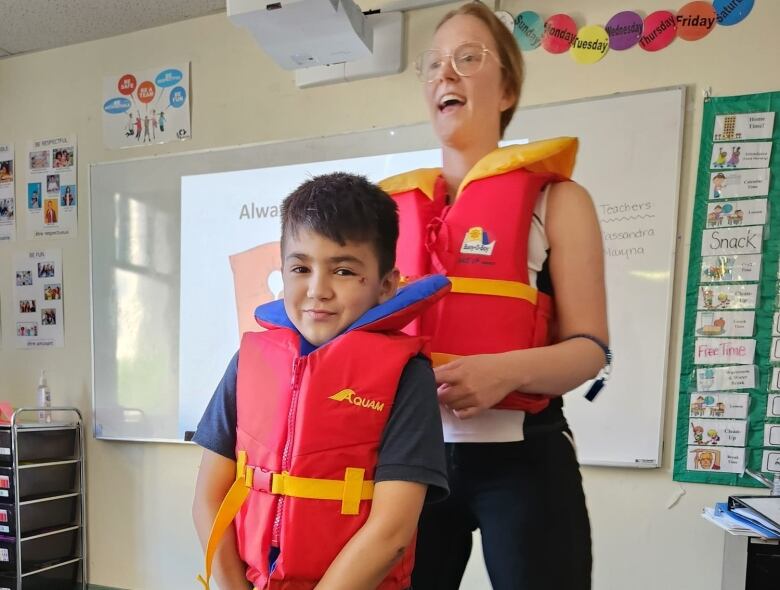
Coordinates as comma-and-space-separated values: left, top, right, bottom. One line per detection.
542, 13, 577, 54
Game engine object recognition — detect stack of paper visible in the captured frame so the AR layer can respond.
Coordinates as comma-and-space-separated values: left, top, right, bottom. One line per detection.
727, 496, 780, 537
702, 499, 780, 539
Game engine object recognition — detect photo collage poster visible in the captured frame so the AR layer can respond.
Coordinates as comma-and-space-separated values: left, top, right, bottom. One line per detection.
0, 144, 15, 241
13, 249, 64, 348
26, 136, 77, 239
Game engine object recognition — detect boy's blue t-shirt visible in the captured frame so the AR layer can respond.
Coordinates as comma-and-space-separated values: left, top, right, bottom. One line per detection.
193, 351, 449, 502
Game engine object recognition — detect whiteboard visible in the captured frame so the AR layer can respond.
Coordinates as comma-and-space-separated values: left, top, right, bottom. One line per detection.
90, 86, 685, 467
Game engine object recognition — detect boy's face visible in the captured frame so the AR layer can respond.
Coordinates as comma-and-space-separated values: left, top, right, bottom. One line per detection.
282, 228, 399, 346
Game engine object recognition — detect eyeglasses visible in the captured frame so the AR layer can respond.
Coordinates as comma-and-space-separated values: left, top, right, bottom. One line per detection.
414, 42, 501, 83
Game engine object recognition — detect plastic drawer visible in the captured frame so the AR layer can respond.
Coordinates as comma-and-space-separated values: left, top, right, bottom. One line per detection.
0, 430, 77, 466
0, 497, 79, 537
0, 536, 15, 573
0, 558, 80, 590
0, 464, 78, 503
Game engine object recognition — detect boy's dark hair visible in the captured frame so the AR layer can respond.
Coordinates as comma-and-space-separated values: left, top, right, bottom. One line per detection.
281, 172, 399, 276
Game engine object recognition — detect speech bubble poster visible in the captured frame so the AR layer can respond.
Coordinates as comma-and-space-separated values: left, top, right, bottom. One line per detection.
102, 63, 191, 149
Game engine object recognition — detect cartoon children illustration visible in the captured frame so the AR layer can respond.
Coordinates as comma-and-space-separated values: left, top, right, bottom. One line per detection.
707, 204, 723, 227
726, 146, 741, 168
706, 428, 720, 444
716, 292, 731, 308
709, 402, 726, 418
713, 148, 728, 168
692, 424, 704, 444
712, 172, 727, 198
691, 396, 706, 417
728, 209, 743, 226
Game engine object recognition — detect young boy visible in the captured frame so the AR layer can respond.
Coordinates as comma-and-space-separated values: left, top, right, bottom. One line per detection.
192, 172, 449, 590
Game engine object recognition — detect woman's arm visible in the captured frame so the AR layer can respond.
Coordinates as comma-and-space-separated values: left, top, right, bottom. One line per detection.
314, 481, 426, 590
436, 181, 608, 418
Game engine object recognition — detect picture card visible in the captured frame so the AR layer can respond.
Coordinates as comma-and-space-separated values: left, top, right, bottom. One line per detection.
689, 392, 749, 420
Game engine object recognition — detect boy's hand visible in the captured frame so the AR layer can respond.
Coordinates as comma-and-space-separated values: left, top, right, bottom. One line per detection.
315, 480, 426, 590
192, 449, 252, 590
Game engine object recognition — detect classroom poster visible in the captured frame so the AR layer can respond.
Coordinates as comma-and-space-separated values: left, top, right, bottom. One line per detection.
13, 249, 64, 348
25, 136, 77, 239
102, 63, 191, 149
675, 90, 780, 488
0, 144, 14, 241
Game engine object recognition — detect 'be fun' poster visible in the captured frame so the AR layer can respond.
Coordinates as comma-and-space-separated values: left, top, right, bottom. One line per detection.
14, 249, 64, 348
102, 63, 191, 149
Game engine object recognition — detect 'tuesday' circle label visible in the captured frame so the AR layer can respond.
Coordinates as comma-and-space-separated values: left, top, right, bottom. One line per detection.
571, 25, 610, 64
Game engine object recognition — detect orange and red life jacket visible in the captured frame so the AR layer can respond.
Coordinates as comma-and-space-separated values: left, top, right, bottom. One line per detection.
380, 138, 578, 414
198, 275, 450, 590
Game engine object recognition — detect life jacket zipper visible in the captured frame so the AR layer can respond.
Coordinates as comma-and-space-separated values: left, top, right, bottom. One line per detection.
271, 355, 306, 546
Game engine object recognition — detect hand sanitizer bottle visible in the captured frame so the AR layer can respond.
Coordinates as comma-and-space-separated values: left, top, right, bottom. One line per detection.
37, 370, 51, 424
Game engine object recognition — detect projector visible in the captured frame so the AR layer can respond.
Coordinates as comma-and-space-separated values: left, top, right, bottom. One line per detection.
227, 0, 374, 70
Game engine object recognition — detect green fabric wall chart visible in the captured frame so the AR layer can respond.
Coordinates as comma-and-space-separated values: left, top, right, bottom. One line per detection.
675, 91, 780, 487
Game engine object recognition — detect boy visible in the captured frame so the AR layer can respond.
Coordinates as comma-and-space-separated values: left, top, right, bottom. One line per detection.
192, 173, 449, 590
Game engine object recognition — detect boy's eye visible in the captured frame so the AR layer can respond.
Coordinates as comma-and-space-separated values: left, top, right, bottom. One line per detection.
290, 266, 309, 274
335, 268, 356, 276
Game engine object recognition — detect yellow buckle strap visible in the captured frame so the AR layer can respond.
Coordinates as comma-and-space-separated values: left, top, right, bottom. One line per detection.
197, 458, 375, 586
197, 451, 252, 590
270, 468, 374, 515
448, 277, 537, 304
430, 352, 460, 368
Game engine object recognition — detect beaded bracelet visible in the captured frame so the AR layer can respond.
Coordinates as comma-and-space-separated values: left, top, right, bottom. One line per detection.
565, 333, 612, 402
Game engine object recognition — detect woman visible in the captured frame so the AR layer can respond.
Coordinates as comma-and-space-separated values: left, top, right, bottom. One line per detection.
62, 186, 74, 207
380, 3, 608, 589
44, 200, 57, 224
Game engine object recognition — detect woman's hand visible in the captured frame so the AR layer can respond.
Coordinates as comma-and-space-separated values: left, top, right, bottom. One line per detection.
434, 353, 515, 419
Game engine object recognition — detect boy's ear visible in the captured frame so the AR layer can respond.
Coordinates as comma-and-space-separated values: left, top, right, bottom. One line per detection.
378, 268, 401, 303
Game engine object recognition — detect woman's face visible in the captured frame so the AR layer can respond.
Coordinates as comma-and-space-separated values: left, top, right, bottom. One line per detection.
423, 15, 513, 150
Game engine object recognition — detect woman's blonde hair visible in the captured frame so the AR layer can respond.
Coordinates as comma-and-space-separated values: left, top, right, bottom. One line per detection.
435, 2, 524, 137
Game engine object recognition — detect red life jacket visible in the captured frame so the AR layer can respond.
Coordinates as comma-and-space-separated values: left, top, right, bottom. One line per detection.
380, 138, 578, 414
197, 276, 450, 590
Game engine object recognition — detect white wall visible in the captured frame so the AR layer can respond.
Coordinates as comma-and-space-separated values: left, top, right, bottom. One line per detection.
0, 1, 777, 588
